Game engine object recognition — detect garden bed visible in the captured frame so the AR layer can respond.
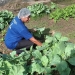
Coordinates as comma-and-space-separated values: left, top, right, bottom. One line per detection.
0, 0, 75, 75
0, 0, 75, 53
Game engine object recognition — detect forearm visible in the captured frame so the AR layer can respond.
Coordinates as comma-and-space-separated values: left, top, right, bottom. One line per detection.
30, 37, 42, 46
33, 40, 42, 46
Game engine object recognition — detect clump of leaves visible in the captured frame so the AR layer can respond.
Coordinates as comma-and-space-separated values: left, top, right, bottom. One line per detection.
27, 2, 57, 17
0, 29, 6, 42
50, 4, 75, 22
1, 27, 75, 75
50, 2, 57, 10
0, 10, 14, 31
27, 3, 50, 17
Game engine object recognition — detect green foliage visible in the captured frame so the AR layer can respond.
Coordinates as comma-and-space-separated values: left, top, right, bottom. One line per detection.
27, 3, 50, 17
0, 10, 14, 31
68, 57, 75, 66
50, 4, 75, 22
27, 2, 57, 17
0, 10, 14, 42
0, 29, 6, 42
32, 27, 45, 38
41, 55, 48, 67
1, 27, 75, 75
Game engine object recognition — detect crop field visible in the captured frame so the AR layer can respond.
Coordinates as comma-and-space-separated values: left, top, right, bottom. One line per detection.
0, 1, 75, 75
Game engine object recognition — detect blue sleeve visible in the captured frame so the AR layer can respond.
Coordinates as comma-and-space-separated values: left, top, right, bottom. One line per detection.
20, 29, 33, 40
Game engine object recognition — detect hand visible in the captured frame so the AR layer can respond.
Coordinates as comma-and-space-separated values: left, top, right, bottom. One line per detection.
30, 37, 42, 46
49, 30, 55, 36
29, 28, 37, 32
33, 28, 37, 32
51, 30, 55, 35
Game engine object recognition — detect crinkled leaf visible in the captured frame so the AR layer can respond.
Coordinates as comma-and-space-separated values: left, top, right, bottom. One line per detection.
57, 61, 68, 72
0, 17, 4, 23
8, 65, 25, 75
68, 57, 75, 65
65, 43, 74, 57
41, 55, 48, 67
50, 2, 57, 9
45, 36, 53, 43
36, 44, 49, 51
60, 36, 69, 41
53, 32, 61, 40
0, 72, 3, 75
59, 42, 66, 51
4, 60, 12, 68
0, 59, 3, 67
10, 51, 16, 58
58, 67, 70, 75
0, 23, 4, 30
51, 55, 61, 65
30, 62, 44, 74
32, 50, 42, 59
45, 67, 52, 74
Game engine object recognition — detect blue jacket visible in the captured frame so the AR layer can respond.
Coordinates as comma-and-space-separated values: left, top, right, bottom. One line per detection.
5, 16, 33, 49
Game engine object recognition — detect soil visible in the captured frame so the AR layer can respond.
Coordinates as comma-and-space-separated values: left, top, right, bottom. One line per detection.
0, 0, 75, 54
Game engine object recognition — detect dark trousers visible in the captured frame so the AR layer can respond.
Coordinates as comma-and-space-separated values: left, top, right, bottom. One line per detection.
15, 39, 36, 54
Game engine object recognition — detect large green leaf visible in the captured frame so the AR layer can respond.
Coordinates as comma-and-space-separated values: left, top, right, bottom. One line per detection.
0, 58, 3, 67
41, 55, 48, 67
4, 60, 12, 69
47, 51, 53, 65
44, 67, 52, 74
68, 57, 75, 65
50, 55, 61, 65
0, 72, 2, 75
8, 65, 25, 75
56, 60, 70, 75
53, 32, 61, 40
30, 62, 44, 74
52, 42, 65, 56
45, 36, 53, 43
58, 42, 66, 51
65, 43, 74, 57
0, 23, 4, 30
52, 45, 60, 55
10, 51, 16, 58
36, 43, 49, 51
57, 61, 68, 71
0, 17, 4, 23
50, 2, 57, 9
59, 36, 69, 41
32, 50, 42, 59
59, 67, 70, 75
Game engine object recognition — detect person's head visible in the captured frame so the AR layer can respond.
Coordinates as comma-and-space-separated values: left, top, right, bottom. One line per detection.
18, 8, 31, 22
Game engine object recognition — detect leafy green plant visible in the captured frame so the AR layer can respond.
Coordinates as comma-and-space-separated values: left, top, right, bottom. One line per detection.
27, 2, 57, 17
0, 10, 14, 31
50, 4, 75, 22
1, 28, 75, 75
27, 3, 50, 17
0, 29, 6, 42
50, 2, 57, 9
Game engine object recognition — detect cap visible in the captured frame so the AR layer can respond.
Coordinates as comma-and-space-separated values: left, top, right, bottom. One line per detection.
18, 8, 31, 19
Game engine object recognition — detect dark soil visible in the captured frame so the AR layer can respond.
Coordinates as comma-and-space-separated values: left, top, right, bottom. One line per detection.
0, 0, 75, 54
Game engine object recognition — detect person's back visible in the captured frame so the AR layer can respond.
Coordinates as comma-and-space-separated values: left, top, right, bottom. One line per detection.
5, 16, 33, 49
4, 8, 42, 55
